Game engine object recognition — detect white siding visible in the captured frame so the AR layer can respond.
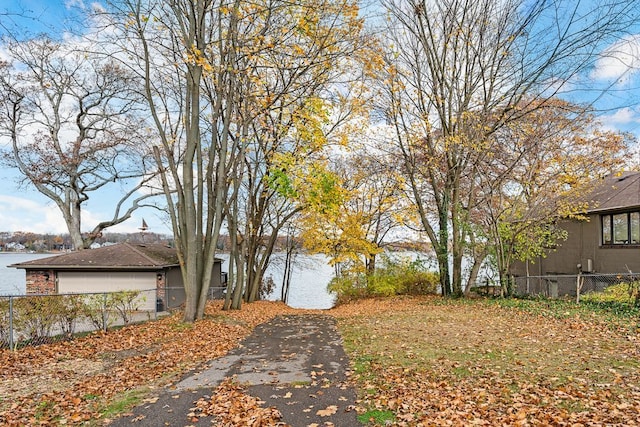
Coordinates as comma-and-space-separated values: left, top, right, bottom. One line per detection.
57, 271, 156, 310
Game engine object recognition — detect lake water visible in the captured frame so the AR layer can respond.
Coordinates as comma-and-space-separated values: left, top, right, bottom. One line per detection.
0, 253, 55, 296
0, 252, 338, 309
216, 253, 337, 309
0, 251, 436, 309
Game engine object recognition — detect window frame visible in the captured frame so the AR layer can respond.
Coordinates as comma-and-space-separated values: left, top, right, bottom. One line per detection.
601, 211, 640, 246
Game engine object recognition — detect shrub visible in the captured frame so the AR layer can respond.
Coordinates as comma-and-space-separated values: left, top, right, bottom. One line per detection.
260, 275, 276, 299
328, 253, 439, 305
109, 290, 144, 324
582, 282, 640, 307
0, 298, 10, 347
57, 294, 86, 337
82, 293, 116, 331
366, 274, 397, 297
378, 255, 439, 295
328, 274, 368, 304
13, 296, 62, 344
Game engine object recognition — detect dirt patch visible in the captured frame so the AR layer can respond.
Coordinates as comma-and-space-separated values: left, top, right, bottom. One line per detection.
0, 358, 107, 410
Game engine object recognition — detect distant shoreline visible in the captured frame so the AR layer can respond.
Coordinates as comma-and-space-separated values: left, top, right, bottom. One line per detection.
0, 251, 57, 255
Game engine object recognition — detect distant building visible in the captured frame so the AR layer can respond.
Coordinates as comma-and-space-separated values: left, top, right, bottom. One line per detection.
5, 242, 26, 252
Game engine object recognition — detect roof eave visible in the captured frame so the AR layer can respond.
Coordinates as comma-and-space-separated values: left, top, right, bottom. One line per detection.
586, 204, 640, 215
10, 264, 180, 271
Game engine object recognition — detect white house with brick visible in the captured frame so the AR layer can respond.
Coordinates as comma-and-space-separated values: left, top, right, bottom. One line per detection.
10, 242, 224, 310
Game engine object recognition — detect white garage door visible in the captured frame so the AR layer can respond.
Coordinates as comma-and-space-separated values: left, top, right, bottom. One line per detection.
58, 271, 156, 310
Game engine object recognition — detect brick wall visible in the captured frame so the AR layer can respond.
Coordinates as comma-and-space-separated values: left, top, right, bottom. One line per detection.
156, 271, 165, 301
26, 270, 55, 294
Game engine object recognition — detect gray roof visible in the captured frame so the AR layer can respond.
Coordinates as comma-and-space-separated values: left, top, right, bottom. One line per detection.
586, 171, 640, 213
10, 243, 180, 271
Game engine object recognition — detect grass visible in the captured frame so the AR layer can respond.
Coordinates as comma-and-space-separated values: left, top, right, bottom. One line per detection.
489, 295, 640, 323
334, 296, 640, 425
95, 388, 149, 424
35, 400, 55, 421
358, 409, 396, 425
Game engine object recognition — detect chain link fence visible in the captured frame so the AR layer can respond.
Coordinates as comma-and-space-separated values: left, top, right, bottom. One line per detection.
163, 286, 226, 310
0, 289, 157, 350
514, 273, 640, 298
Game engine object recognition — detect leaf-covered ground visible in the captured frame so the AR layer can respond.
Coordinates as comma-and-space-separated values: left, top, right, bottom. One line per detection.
1, 296, 639, 426
0, 301, 300, 426
332, 296, 640, 426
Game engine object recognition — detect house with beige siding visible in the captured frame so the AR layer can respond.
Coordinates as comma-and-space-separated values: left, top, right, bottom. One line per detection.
10, 242, 224, 310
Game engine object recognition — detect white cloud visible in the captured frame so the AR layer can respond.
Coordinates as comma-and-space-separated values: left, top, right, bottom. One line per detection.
90, 2, 106, 14
0, 193, 166, 235
592, 35, 640, 84
0, 195, 67, 234
601, 107, 640, 125
64, 0, 86, 9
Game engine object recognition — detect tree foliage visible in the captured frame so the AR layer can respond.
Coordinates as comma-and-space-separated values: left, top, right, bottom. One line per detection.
102, 0, 369, 317
2, 0, 640, 311
379, 0, 640, 295
478, 99, 631, 293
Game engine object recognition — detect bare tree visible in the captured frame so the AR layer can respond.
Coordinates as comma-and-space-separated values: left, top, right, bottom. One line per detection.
380, 0, 640, 295
0, 38, 157, 250
104, 0, 237, 321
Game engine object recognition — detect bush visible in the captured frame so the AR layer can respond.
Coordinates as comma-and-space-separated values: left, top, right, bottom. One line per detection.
582, 282, 640, 307
328, 274, 369, 304
0, 298, 10, 347
82, 290, 146, 329
328, 254, 439, 305
110, 290, 144, 324
13, 296, 62, 344
376, 255, 439, 295
82, 294, 116, 331
57, 294, 86, 336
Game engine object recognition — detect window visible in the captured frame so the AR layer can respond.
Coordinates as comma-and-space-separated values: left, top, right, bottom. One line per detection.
602, 211, 640, 246
602, 215, 612, 244
613, 213, 628, 244
632, 212, 640, 244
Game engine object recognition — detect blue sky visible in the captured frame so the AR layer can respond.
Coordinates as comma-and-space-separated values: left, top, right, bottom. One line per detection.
1, 0, 640, 236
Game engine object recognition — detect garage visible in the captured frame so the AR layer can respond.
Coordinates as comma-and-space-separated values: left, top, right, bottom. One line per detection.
57, 271, 157, 310
11, 242, 223, 312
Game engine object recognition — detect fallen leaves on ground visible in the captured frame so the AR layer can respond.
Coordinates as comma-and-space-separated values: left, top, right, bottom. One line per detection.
316, 405, 338, 417
193, 377, 287, 426
0, 301, 299, 426
3, 295, 639, 426
333, 296, 640, 426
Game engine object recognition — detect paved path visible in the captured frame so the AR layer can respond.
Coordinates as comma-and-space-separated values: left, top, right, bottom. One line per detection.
108, 314, 359, 426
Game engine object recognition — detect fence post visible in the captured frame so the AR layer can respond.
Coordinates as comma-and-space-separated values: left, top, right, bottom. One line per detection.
576, 272, 583, 304
9, 296, 14, 351
102, 292, 108, 332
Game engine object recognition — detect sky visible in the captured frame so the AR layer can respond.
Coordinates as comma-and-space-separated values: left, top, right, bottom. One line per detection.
0, 0, 640, 236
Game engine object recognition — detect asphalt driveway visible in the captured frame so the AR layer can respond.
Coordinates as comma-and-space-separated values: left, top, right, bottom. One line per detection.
108, 314, 359, 426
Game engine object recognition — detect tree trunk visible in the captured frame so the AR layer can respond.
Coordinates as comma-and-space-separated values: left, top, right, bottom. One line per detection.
281, 249, 294, 303
465, 249, 487, 295
366, 254, 376, 275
